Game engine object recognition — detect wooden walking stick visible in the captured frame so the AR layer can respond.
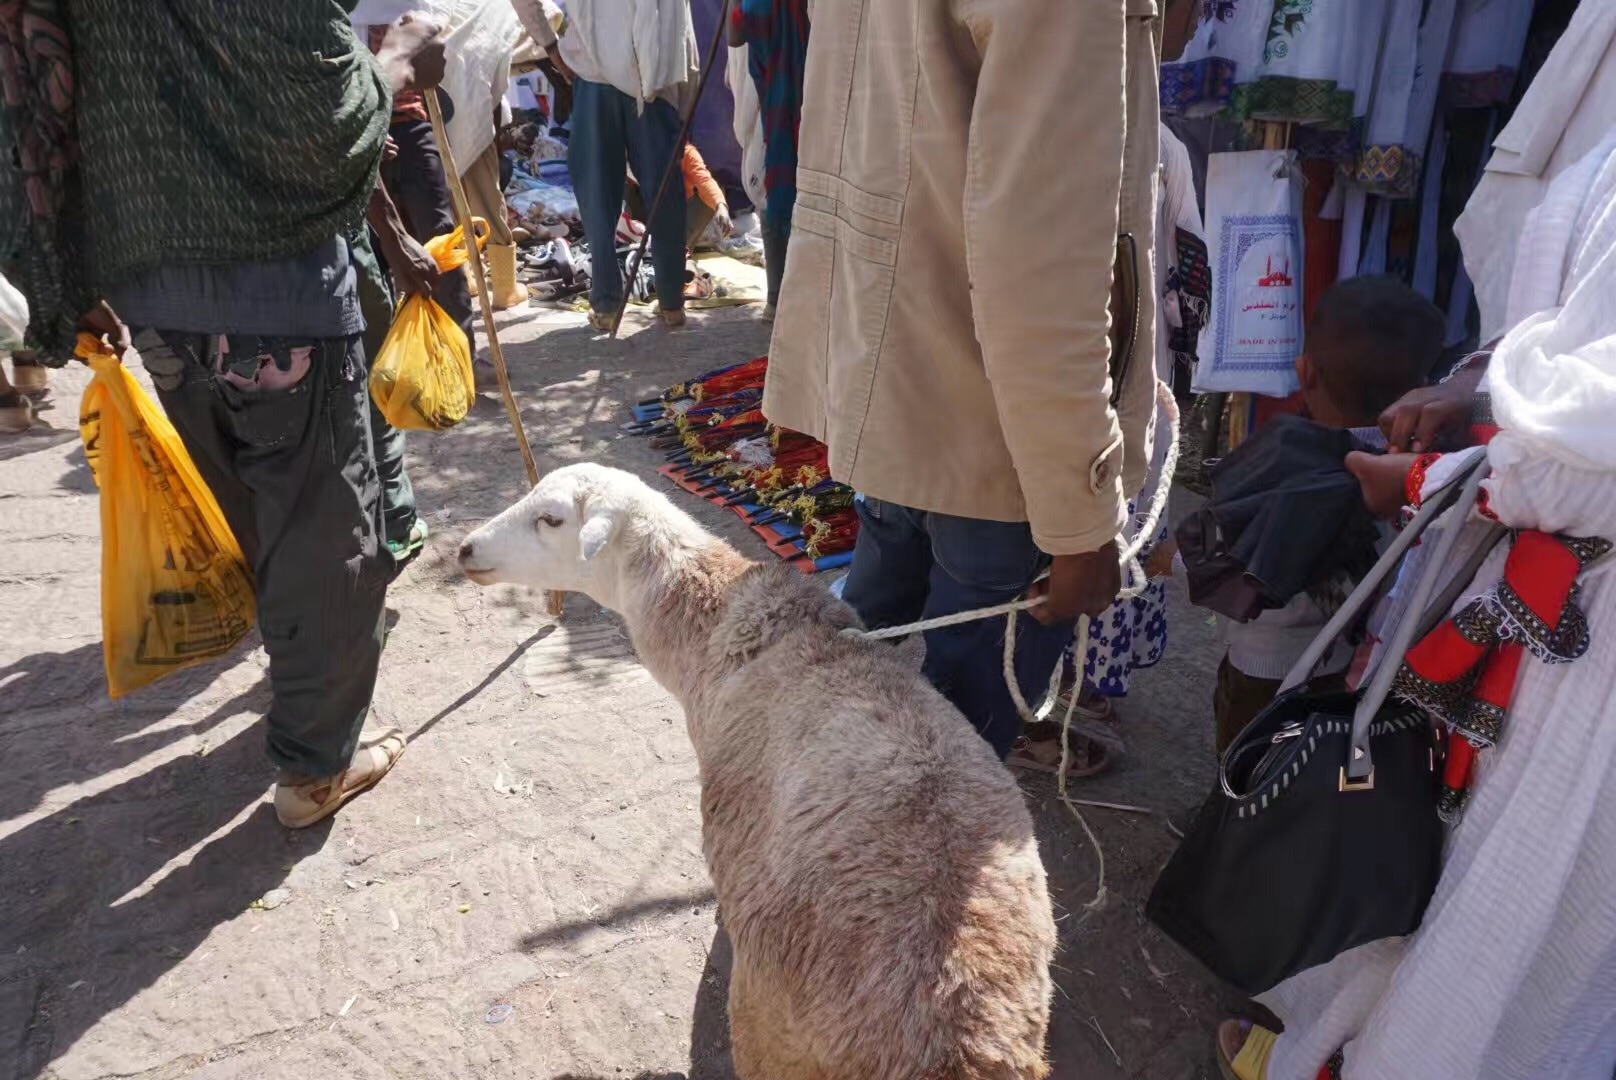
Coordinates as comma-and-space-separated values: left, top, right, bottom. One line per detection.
607, 11, 730, 338
426, 92, 565, 617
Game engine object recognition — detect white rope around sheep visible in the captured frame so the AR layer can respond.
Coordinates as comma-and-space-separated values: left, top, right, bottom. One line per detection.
847, 382, 1181, 916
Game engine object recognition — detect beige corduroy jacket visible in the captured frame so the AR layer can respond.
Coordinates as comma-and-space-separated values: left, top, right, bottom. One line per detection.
762, 0, 1161, 556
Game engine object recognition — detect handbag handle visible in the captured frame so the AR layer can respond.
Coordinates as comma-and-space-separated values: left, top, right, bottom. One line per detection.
1343, 453, 1491, 782
1277, 451, 1489, 696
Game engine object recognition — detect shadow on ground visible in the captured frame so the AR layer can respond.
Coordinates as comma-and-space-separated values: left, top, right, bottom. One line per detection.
0, 641, 265, 827
519, 887, 716, 954
550, 922, 735, 1080
0, 719, 332, 1078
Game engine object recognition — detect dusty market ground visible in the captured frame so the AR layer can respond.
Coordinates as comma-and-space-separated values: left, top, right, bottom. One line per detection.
0, 305, 1244, 1079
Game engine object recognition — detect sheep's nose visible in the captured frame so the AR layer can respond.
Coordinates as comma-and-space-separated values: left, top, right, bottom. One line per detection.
458, 539, 475, 564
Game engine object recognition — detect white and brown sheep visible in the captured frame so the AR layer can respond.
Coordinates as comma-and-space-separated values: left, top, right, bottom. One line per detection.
459, 463, 1056, 1080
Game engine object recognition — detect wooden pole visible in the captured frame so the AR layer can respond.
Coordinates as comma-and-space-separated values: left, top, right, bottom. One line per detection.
426, 92, 565, 618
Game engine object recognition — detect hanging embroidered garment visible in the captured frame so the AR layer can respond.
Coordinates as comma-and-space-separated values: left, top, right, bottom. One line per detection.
1157, 124, 1210, 387
1160, 0, 1271, 117
1231, 0, 1372, 130
1355, 0, 1458, 198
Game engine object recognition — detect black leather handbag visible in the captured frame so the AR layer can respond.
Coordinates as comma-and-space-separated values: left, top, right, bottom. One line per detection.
1146, 455, 1496, 995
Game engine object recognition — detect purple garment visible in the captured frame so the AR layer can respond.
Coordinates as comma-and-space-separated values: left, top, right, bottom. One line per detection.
687, 0, 750, 211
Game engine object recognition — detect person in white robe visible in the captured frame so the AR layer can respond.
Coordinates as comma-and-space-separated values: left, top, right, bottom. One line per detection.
1216, 35, 1616, 1080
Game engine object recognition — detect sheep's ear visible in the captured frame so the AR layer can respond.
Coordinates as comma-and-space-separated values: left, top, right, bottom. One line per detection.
578, 513, 614, 562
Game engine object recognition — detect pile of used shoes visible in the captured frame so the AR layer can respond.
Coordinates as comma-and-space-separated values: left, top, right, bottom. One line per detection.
519, 235, 590, 302
506, 153, 592, 304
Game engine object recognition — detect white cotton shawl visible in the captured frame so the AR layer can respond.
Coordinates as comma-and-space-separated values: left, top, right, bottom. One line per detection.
1454, 0, 1616, 342
354, 0, 523, 170
1485, 131, 1616, 538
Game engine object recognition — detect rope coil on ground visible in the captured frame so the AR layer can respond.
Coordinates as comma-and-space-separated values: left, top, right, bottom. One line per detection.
847, 382, 1182, 916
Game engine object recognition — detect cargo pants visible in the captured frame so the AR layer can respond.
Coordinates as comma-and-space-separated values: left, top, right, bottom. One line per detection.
138, 329, 390, 778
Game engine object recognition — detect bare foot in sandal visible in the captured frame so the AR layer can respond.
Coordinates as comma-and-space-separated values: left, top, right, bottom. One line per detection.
274, 728, 407, 828
1006, 728, 1111, 779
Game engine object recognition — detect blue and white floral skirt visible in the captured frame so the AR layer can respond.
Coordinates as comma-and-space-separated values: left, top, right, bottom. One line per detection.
1069, 500, 1170, 698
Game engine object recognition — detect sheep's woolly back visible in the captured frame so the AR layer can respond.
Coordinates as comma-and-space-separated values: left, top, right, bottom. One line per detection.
619, 548, 1055, 1080
707, 563, 861, 665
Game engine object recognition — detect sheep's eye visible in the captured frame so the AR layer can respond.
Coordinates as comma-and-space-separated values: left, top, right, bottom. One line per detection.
538, 513, 562, 528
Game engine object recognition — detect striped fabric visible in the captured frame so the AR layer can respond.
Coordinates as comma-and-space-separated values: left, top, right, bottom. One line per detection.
733, 0, 809, 227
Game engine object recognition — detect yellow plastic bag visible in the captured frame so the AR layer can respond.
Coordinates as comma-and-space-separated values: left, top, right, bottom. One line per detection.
368, 218, 488, 431
77, 336, 256, 697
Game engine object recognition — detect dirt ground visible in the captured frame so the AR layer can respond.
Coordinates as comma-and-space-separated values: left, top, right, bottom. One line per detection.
0, 303, 1243, 1080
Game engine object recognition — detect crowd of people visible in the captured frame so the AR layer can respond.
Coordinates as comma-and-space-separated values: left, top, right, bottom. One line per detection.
2, 0, 1613, 1077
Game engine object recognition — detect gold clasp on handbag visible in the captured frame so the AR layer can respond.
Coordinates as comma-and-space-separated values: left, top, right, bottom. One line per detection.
1340, 745, 1376, 792
1338, 767, 1376, 792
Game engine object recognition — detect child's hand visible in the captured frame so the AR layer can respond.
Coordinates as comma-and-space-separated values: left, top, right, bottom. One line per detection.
1346, 451, 1417, 519
1144, 539, 1178, 579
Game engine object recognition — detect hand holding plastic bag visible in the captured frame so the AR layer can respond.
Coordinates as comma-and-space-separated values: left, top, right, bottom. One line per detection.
77, 335, 255, 697
368, 218, 487, 431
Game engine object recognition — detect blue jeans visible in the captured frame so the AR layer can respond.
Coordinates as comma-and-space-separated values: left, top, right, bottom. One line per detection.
568, 78, 686, 313
842, 498, 1075, 758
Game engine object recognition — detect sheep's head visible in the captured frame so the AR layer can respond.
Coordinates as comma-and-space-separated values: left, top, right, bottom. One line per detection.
458, 463, 633, 597
458, 463, 702, 613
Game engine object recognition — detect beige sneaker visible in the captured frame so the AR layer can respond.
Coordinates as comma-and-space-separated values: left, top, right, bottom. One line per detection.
274, 728, 407, 829
0, 393, 33, 433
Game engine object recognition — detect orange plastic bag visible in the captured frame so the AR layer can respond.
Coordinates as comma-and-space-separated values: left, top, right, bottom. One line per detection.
368, 218, 488, 431
77, 336, 255, 697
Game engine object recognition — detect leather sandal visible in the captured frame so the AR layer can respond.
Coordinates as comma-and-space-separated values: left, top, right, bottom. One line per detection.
1006, 728, 1110, 779
274, 728, 407, 829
